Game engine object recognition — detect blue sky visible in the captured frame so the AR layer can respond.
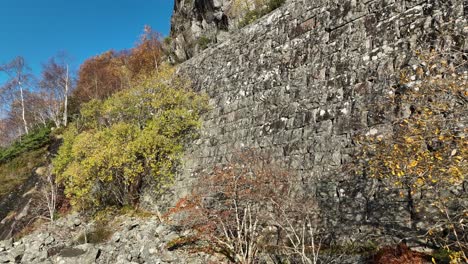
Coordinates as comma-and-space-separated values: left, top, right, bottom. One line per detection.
0, 0, 174, 82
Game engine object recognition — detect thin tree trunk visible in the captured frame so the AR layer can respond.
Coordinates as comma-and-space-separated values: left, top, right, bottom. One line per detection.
19, 82, 29, 134
407, 186, 416, 229
63, 65, 69, 127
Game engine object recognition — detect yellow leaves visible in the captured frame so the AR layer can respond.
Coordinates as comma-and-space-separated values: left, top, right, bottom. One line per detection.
409, 160, 418, 168
53, 68, 209, 210
435, 153, 443, 161
415, 177, 424, 186
356, 52, 467, 220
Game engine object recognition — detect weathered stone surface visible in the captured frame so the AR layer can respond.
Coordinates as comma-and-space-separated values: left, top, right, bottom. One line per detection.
169, 0, 272, 62
0, 0, 466, 262
153, 0, 468, 243
0, 214, 219, 263
55, 244, 99, 264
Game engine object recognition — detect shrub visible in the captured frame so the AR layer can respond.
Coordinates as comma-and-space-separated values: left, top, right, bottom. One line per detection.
197, 36, 212, 50
0, 125, 51, 164
163, 36, 172, 46
371, 243, 430, 264
232, 0, 286, 27
355, 50, 467, 261
53, 65, 209, 210
170, 150, 324, 264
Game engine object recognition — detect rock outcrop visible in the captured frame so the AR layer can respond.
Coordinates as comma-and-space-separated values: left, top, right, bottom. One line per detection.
169, 0, 233, 62
169, 0, 274, 61
0, 0, 466, 262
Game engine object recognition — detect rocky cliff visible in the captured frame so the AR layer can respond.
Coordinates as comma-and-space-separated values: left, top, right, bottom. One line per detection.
169, 0, 231, 61
169, 0, 277, 61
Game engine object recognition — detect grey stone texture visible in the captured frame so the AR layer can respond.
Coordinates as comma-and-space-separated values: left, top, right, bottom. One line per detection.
169, 0, 233, 61
0, 214, 218, 264
161, 0, 467, 243
169, 0, 268, 62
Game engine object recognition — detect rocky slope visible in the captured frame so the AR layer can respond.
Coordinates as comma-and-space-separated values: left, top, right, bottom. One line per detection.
0, 214, 217, 264
169, 0, 232, 61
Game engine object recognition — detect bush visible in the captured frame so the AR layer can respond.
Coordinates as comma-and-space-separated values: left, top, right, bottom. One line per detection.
355, 50, 467, 261
53, 66, 209, 210
197, 36, 212, 50
232, 0, 286, 27
170, 150, 325, 264
0, 125, 51, 164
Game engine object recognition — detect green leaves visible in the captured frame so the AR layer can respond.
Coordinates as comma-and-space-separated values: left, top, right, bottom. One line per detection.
53, 66, 208, 210
0, 125, 51, 164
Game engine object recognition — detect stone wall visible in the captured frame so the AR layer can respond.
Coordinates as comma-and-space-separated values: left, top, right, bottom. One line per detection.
154, 0, 466, 242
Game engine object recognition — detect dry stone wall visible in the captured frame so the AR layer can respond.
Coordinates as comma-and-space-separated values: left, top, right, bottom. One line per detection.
154, 0, 467, 242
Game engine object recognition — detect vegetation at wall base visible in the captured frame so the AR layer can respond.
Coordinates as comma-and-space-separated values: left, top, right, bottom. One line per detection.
354, 50, 467, 263
170, 150, 328, 264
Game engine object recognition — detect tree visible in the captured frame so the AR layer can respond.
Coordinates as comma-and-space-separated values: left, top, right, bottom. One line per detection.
73, 50, 127, 106
0, 56, 33, 134
0, 117, 22, 147
53, 66, 209, 210
128, 25, 163, 78
171, 150, 326, 264
39, 54, 74, 127
356, 50, 467, 261
71, 27, 164, 109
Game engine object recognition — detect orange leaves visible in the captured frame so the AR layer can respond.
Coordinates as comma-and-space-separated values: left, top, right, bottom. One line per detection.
72, 26, 163, 108
169, 150, 317, 263
74, 50, 128, 104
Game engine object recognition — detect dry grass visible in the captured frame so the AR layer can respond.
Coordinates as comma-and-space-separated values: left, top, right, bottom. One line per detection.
0, 147, 47, 198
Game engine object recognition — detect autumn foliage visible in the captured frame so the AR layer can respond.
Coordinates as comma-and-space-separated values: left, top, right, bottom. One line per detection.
170, 151, 323, 264
72, 26, 163, 107
356, 50, 467, 262
372, 243, 430, 264
53, 66, 208, 210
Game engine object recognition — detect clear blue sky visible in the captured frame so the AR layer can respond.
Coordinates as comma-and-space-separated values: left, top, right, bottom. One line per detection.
0, 0, 174, 81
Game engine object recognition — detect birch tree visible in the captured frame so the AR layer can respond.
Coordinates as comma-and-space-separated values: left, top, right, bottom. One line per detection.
0, 56, 32, 134
39, 54, 73, 127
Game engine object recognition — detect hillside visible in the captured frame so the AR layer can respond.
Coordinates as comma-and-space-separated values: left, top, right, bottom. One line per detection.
0, 0, 466, 263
